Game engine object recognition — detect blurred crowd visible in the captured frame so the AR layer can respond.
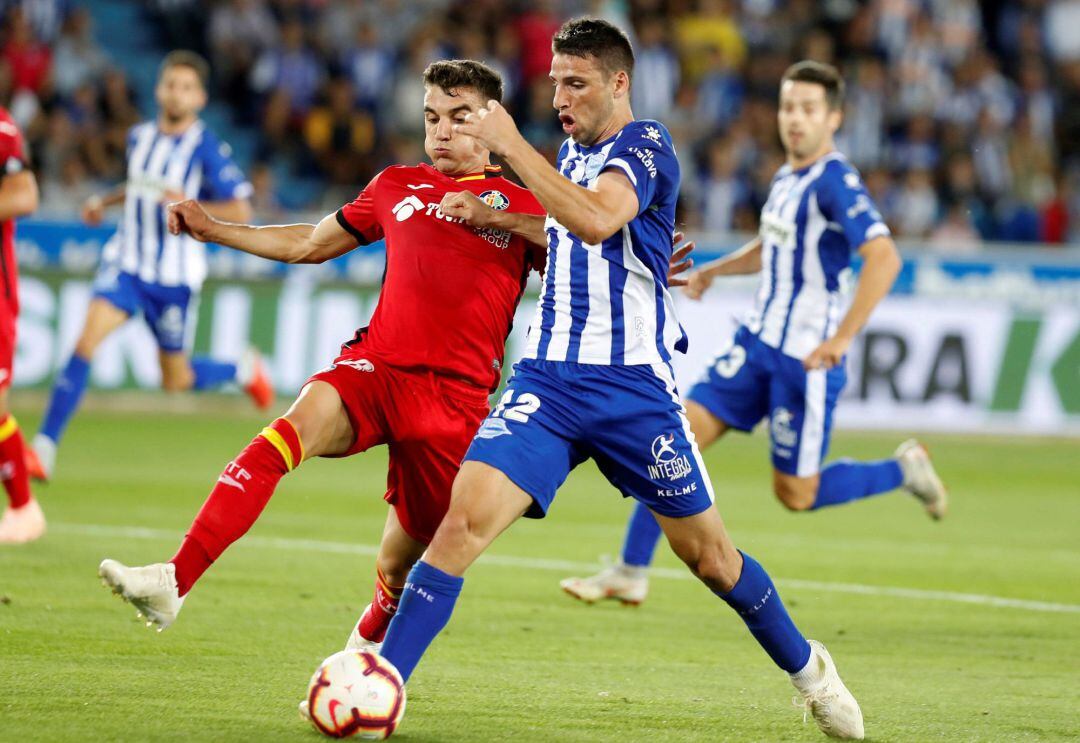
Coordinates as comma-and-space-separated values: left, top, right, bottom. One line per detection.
4, 0, 1080, 247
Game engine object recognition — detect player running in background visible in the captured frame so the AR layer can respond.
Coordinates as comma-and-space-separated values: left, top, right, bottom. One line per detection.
561, 61, 948, 607
376, 21, 865, 740
0, 106, 43, 544
96, 60, 550, 642
26, 51, 268, 482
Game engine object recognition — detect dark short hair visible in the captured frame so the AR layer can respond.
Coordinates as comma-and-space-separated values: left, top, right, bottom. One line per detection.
159, 50, 210, 90
552, 17, 634, 81
423, 59, 503, 104
781, 60, 845, 110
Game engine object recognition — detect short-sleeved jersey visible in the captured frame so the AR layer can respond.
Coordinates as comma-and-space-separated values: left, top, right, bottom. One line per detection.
0, 107, 28, 310
523, 120, 687, 366
103, 120, 252, 290
745, 151, 890, 359
335, 163, 546, 392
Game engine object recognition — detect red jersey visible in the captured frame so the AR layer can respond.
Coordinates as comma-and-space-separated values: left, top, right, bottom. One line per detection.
335, 163, 546, 391
0, 108, 27, 311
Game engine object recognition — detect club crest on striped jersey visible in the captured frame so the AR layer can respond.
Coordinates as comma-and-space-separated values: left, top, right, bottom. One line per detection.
479, 190, 509, 210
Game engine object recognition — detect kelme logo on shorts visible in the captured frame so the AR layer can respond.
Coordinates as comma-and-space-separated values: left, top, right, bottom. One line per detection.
479, 190, 509, 210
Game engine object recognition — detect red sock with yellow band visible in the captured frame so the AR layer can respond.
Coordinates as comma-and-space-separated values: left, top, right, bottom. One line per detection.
171, 418, 304, 595
0, 414, 31, 509
357, 567, 404, 643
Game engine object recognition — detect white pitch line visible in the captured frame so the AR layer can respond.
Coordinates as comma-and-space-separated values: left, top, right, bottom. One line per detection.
54, 522, 1080, 616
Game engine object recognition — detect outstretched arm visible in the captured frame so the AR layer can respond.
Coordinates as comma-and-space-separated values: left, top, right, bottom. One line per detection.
167, 199, 358, 264
454, 101, 638, 245
803, 235, 901, 370
682, 237, 762, 300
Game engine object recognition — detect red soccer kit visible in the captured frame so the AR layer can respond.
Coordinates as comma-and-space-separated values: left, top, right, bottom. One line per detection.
0, 107, 28, 390
309, 163, 545, 542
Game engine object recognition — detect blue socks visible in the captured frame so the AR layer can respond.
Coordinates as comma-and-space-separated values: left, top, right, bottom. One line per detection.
191, 357, 238, 390
621, 501, 663, 566
40, 354, 91, 444
381, 560, 464, 682
719, 552, 811, 673
812, 458, 904, 510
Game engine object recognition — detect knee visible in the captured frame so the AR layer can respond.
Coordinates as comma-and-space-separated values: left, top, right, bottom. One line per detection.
678, 542, 742, 594
376, 552, 414, 587
773, 474, 817, 511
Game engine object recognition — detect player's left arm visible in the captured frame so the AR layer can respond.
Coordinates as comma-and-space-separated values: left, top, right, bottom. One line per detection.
454, 101, 638, 244
804, 235, 901, 370
804, 168, 901, 371
199, 198, 252, 224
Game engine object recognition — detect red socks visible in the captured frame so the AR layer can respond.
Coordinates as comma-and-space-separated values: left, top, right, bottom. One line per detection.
171, 418, 304, 595
0, 415, 31, 509
357, 567, 404, 643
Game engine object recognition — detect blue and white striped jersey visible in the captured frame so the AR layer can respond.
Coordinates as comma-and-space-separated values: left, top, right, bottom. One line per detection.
745, 151, 890, 359
523, 119, 687, 365
102, 120, 252, 289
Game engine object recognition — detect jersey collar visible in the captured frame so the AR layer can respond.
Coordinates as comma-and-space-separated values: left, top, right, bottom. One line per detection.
453, 164, 502, 182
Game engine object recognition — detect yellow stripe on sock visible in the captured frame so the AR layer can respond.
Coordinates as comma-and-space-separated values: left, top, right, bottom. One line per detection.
259, 426, 294, 471
0, 415, 17, 443
376, 568, 402, 599
279, 418, 305, 464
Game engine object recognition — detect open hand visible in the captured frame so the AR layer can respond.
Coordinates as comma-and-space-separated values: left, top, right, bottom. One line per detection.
667, 230, 695, 287
453, 100, 521, 157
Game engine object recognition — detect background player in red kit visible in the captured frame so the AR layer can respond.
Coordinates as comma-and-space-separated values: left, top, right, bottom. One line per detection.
0, 106, 42, 544
97, 60, 550, 642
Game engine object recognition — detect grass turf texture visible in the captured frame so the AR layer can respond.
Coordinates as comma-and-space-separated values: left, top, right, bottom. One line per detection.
1, 403, 1077, 741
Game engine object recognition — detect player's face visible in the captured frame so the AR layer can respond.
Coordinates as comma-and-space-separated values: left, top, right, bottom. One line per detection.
777, 80, 841, 164
550, 53, 618, 146
156, 65, 207, 124
423, 86, 489, 175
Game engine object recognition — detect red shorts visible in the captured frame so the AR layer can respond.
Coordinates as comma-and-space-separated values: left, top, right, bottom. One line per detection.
307, 347, 490, 544
0, 300, 14, 390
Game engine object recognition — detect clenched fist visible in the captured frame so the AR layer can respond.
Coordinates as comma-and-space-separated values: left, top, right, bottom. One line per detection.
167, 199, 218, 243
439, 191, 496, 229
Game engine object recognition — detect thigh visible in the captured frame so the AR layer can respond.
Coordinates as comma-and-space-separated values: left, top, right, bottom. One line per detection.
384, 395, 488, 545
305, 349, 394, 456
283, 380, 357, 459
685, 327, 771, 433
140, 282, 196, 353
587, 364, 715, 519
76, 296, 132, 356
767, 357, 847, 477
462, 360, 585, 520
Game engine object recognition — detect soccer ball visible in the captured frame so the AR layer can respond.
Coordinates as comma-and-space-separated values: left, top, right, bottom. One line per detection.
306, 650, 406, 739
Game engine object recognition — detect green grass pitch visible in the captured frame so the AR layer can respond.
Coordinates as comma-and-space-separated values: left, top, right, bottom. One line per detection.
1, 401, 1077, 741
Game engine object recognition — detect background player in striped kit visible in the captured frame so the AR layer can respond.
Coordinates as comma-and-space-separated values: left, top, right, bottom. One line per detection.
561, 61, 949, 608
0, 105, 43, 543
376, 22, 865, 739
27, 51, 268, 482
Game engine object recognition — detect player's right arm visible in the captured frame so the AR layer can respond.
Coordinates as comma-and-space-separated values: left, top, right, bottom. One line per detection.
439, 191, 548, 246
682, 237, 762, 300
167, 199, 357, 264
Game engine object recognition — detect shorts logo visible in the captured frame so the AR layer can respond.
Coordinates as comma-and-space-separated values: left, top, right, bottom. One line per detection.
478, 190, 509, 210
476, 418, 511, 439
338, 358, 375, 373
771, 407, 797, 449
648, 434, 693, 482
157, 305, 185, 345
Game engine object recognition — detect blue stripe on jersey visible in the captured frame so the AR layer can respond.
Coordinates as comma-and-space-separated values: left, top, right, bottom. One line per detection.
133, 130, 162, 272
535, 226, 561, 359
602, 237, 627, 364
777, 194, 812, 350
565, 239, 590, 362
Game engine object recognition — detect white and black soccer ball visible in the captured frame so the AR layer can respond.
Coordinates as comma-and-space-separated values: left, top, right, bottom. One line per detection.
306, 650, 406, 739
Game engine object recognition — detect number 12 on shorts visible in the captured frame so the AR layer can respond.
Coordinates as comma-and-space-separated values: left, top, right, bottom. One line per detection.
492, 389, 541, 423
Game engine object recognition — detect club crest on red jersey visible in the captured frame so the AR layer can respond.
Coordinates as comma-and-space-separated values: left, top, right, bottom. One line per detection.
479, 190, 509, 210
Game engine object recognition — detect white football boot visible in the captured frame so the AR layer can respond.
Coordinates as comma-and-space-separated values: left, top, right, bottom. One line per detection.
791, 640, 864, 740
560, 561, 649, 605
0, 498, 46, 544
99, 559, 185, 631
895, 439, 948, 520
